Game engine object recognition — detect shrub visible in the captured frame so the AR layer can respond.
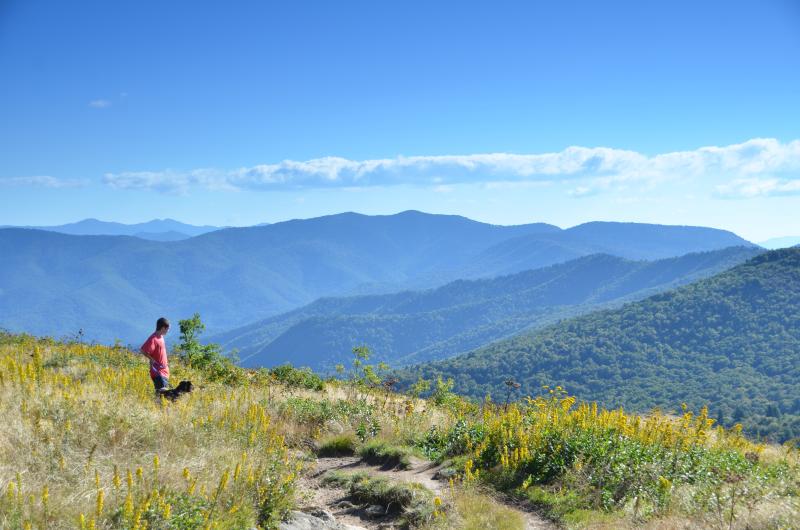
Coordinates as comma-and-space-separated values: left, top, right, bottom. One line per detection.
420, 386, 799, 525
175, 313, 242, 384
268, 364, 325, 391
417, 419, 486, 462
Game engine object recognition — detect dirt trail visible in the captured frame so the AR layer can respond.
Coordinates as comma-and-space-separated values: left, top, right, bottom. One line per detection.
297, 455, 557, 530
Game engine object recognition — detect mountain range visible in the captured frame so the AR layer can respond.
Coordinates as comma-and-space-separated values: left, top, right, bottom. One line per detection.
759, 236, 800, 249
0, 211, 755, 345
212, 246, 762, 371
401, 248, 800, 442
1, 218, 222, 241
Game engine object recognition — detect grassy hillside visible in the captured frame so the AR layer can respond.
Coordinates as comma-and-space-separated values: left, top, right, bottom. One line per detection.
214, 247, 761, 371
0, 212, 753, 344
1, 333, 796, 529
402, 248, 800, 442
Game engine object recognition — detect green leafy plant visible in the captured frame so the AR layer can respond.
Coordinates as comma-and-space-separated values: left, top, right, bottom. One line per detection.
176, 313, 241, 383
267, 364, 324, 391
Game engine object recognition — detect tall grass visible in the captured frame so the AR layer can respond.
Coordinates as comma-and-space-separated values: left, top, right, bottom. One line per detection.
0, 334, 297, 529
1, 333, 797, 529
415, 386, 800, 527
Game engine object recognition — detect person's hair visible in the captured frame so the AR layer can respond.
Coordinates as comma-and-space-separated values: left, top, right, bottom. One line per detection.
156, 317, 170, 331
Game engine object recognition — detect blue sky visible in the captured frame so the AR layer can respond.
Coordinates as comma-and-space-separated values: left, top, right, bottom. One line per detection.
1, 0, 799, 240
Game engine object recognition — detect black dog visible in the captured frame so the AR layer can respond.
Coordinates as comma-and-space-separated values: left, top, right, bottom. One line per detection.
158, 380, 193, 401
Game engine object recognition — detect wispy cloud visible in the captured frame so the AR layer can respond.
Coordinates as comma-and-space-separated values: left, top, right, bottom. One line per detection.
715, 178, 800, 198
568, 186, 599, 197
0, 176, 87, 188
88, 99, 112, 108
103, 169, 231, 194
101, 138, 800, 196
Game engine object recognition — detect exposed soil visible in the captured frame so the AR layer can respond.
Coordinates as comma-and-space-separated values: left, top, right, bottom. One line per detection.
295, 455, 557, 530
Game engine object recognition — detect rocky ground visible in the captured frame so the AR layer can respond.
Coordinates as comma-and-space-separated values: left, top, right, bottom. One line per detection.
280, 455, 557, 530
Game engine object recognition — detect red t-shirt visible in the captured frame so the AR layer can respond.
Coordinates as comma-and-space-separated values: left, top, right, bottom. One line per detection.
141, 332, 169, 379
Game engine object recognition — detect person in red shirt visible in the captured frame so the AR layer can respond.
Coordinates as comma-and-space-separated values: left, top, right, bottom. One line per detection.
140, 317, 171, 392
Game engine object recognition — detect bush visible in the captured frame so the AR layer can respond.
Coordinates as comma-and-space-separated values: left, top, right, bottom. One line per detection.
278, 397, 381, 441
175, 313, 242, 384
279, 397, 335, 428
417, 419, 486, 462
268, 364, 325, 391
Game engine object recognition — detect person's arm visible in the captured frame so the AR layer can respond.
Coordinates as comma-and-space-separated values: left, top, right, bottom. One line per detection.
140, 337, 155, 362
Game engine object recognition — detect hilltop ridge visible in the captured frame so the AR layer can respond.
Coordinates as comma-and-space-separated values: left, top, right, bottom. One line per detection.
0, 212, 754, 343
211, 246, 761, 370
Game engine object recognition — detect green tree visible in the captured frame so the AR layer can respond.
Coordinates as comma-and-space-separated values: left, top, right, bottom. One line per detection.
177, 313, 240, 383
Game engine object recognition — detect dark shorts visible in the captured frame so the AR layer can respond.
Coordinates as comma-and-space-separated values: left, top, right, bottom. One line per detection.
152, 375, 170, 391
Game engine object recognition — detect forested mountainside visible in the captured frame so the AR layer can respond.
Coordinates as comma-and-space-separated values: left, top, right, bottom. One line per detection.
214, 247, 761, 370
402, 248, 800, 442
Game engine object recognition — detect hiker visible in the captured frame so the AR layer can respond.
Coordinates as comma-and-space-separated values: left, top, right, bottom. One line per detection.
140, 317, 171, 392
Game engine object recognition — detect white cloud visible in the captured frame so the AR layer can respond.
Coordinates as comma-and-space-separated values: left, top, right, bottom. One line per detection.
102, 169, 233, 194
101, 138, 800, 197
88, 99, 112, 108
715, 178, 800, 198
568, 186, 598, 197
0, 176, 86, 188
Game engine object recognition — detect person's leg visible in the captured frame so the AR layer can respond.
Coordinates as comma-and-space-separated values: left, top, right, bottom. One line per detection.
152, 375, 170, 392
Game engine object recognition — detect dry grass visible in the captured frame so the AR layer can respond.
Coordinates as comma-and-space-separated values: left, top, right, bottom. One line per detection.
0, 335, 448, 529
2, 334, 797, 530
443, 486, 525, 530
0, 336, 298, 529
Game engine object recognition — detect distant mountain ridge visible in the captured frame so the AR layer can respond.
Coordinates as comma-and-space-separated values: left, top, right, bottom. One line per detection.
54, 218, 217, 240
759, 236, 800, 249
402, 247, 800, 442
212, 246, 762, 371
2, 218, 222, 241
0, 211, 755, 344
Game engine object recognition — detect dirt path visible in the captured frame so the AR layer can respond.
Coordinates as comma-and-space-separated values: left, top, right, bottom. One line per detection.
296, 455, 557, 530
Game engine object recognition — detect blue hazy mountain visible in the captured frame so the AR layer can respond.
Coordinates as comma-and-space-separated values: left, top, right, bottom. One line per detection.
0, 211, 754, 344
211, 247, 761, 370
759, 236, 800, 249
11, 218, 222, 241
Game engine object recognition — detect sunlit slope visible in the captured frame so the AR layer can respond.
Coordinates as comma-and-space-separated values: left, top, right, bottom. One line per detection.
214, 247, 760, 370
1, 332, 797, 529
404, 247, 800, 442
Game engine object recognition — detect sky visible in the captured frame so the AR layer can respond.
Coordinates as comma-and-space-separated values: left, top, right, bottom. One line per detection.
1, 0, 799, 241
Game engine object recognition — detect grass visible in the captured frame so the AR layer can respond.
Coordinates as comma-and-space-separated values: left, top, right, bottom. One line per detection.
414, 387, 800, 527
321, 470, 438, 526
359, 439, 413, 469
0, 335, 298, 529
318, 434, 357, 457
448, 487, 524, 530
1, 332, 798, 529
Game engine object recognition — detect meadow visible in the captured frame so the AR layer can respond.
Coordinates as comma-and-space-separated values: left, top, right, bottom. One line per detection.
0, 332, 797, 529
